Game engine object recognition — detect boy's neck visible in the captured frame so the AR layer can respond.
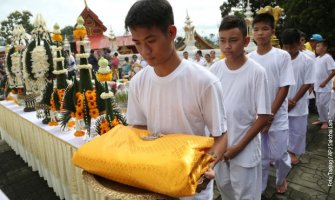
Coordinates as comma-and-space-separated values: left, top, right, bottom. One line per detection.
257, 43, 272, 55
154, 50, 181, 77
318, 52, 326, 57
225, 54, 247, 71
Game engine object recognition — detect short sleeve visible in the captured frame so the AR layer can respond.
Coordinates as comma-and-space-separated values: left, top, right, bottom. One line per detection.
279, 52, 296, 87
126, 80, 147, 126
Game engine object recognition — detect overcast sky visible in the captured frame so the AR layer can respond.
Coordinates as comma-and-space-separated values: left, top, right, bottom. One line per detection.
0, 0, 226, 38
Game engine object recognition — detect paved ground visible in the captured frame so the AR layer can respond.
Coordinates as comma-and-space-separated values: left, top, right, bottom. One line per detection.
0, 140, 59, 200
0, 114, 334, 200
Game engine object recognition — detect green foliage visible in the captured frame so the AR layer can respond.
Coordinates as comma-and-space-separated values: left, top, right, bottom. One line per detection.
94, 76, 106, 113
279, 0, 335, 47
219, 0, 335, 47
60, 26, 74, 42
114, 91, 128, 105
40, 81, 53, 106
43, 39, 54, 78
24, 40, 36, 80
0, 11, 33, 44
6, 47, 15, 76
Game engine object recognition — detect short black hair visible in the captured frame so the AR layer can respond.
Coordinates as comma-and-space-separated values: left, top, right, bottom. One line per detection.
125, 0, 174, 33
298, 30, 307, 39
114, 52, 118, 57
281, 28, 300, 45
253, 13, 274, 29
219, 15, 247, 37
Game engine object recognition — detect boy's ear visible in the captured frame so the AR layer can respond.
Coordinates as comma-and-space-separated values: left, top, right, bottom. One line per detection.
168, 25, 177, 38
244, 36, 250, 47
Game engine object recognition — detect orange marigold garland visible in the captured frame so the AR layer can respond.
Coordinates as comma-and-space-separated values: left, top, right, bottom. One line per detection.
73, 16, 87, 39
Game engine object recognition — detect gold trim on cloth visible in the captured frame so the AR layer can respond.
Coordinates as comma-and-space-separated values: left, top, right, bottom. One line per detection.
73, 125, 214, 197
82, 171, 177, 200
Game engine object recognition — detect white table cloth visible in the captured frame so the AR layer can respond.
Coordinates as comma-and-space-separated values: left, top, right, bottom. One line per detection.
0, 100, 106, 200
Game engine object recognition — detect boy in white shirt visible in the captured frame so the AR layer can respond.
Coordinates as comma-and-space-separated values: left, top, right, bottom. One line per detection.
313, 41, 335, 129
210, 15, 271, 200
281, 28, 315, 165
248, 13, 295, 194
124, 1, 228, 199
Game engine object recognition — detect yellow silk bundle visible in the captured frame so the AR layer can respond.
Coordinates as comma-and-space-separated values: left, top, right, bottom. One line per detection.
72, 125, 214, 197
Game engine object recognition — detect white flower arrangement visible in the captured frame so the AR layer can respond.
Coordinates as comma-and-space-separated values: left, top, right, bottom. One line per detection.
97, 67, 111, 74
77, 40, 89, 46
75, 53, 90, 59
100, 91, 114, 100
52, 46, 63, 51
11, 52, 21, 74
31, 46, 50, 78
76, 64, 92, 70
52, 69, 68, 75
53, 57, 64, 62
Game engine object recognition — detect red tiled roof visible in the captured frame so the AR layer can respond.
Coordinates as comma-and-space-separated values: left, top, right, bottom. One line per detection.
79, 7, 107, 32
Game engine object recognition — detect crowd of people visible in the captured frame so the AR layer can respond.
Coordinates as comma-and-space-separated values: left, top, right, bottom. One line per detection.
124, 0, 334, 200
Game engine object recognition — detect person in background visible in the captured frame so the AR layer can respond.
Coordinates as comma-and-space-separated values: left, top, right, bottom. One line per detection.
281, 28, 314, 165
204, 53, 212, 68
121, 56, 132, 79
111, 52, 120, 80
194, 51, 206, 66
88, 49, 98, 74
248, 13, 295, 195
210, 50, 219, 63
66, 50, 76, 80
210, 15, 271, 200
312, 40, 335, 129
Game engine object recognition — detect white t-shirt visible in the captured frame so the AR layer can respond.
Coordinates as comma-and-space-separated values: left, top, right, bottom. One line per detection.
210, 58, 271, 167
248, 47, 295, 132
193, 58, 207, 67
127, 59, 227, 137
288, 52, 315, 116
314, 53, 335, 92
302, 49, 315, 60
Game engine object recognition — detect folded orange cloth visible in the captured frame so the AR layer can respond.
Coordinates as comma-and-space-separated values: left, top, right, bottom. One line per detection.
72, 125, 214, 197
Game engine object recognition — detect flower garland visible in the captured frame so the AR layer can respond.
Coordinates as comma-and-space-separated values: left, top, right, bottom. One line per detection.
73, 16, 87, 39
53, 57, 65, 62
52, 69, 67, 75
76, 40, 90, 46
100, 91, 114, 100
75, 53, 90, 59
31, 46, 50, 78
73, 90, 99, 119
76, 64, 92, 70
11, 52, 21, 74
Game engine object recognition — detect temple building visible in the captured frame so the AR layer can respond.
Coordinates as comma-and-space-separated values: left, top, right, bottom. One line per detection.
76, 4, 110, 50
77, 2, 215, 54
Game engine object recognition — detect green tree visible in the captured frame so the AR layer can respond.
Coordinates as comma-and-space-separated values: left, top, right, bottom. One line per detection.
280, 0, 335, 47
60, 25, 74, 42
0, 11, 33, 44
219, 0, 335, 47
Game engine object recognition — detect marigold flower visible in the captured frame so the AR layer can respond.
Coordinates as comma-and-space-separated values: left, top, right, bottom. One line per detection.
52, 33, 63, 42
89, 108, 99, 118
87, 101, 97, 109
96, 73, 112, 82
112, 117, 119, 127
73, 28, 87, 39
76, 111, 84, 119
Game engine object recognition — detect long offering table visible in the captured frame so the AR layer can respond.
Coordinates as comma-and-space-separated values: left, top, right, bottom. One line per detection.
0, 100, 105, 200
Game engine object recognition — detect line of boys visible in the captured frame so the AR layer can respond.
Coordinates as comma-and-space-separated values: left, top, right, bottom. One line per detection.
124, 0, 333, 199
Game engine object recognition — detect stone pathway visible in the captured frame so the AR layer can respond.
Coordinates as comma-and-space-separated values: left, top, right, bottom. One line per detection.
214, 115, 334, 200
0, 140, 59, 200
